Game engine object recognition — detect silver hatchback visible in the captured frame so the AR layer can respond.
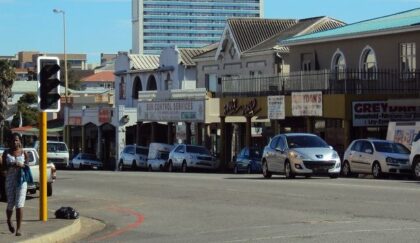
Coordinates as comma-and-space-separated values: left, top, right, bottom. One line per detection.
261, 133, 341, 179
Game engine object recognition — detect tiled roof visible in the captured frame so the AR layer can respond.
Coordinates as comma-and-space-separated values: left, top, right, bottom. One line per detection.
81, 71, 115, 82
283, 8, 420, 45
179, 44, 219, 66
228, 18, 298, 53
245, 17, 344, 53
128, 55, 160, 70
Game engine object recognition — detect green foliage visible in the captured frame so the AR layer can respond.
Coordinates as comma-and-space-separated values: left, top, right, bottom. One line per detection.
11, 93, 38, 128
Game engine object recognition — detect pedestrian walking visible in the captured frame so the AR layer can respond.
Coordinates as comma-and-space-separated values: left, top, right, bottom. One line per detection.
2, 133, 32, 236
0, 153, 7, 202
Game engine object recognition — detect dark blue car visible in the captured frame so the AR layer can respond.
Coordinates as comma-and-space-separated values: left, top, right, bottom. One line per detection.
233, 147, 263, 174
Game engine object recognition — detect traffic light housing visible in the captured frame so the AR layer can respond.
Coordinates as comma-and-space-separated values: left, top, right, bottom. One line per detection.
37, 57, 61, 112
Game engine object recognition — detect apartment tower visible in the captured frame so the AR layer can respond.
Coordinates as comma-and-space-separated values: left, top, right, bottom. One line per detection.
132, 0, 264, 54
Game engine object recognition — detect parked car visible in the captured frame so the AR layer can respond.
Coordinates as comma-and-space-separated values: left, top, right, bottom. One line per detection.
23, 148, 56, 197
261, 133, 341, 179
167, 144, 218, 172
118, 145, 149, 171
70, 153, 103, 170
410, 131, 420, 180
147, 143, 173, 171
232, 147, 262, 174
342, 139, 411, 178
34, 141, 70, 169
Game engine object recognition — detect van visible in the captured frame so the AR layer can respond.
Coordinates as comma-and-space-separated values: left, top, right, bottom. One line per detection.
147, 143, 173, 171
386, 121, 420, 150
34, 141, 70, 169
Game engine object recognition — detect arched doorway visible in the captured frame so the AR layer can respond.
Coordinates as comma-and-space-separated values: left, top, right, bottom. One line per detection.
84, 123, 98, 154
147, 75, 157, 90
100, 123, 116, 170
132, 76, 142, 99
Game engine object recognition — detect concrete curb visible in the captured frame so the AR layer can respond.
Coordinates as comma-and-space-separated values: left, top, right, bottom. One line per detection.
17, 216, 106, 243
19, 217, 81, 243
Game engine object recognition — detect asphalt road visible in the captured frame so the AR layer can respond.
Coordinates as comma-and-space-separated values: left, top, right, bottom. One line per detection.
41, 171, 420, 242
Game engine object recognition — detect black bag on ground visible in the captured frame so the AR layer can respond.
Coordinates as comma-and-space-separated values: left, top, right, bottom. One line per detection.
55, 206, 79, 219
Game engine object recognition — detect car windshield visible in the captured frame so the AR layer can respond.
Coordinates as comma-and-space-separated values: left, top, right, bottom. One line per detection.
287, 135, 329, 148
373, 142, 410, 154
81, 154, 98, 160
47, 143, 68, 152
249, 148, 262, 159
186, 146, 211, 155
136, 147, 149, 155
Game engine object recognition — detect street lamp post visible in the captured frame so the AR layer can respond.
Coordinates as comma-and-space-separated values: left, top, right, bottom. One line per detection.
53, 9, 68, 98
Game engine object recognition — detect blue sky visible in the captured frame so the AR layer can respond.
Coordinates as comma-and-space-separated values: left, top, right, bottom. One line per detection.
0, 0, 419, 64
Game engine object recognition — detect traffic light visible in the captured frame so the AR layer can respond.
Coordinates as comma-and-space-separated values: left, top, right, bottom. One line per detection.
37, 57, 61, 112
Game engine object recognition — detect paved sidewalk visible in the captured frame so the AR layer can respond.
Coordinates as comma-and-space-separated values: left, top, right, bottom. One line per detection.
0, 200, 103, 242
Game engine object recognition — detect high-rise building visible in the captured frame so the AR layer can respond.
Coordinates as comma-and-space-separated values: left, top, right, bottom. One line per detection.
132, 0, 263, 55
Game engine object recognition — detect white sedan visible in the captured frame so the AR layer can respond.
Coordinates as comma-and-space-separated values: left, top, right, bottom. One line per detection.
71, 153, 103, 170
342, 139, 411, 178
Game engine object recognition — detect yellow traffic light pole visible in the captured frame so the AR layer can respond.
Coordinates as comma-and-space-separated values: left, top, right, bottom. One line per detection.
39, 112, 48, 221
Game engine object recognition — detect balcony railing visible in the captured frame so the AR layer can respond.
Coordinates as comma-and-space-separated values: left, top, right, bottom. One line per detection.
220, 69, 420, 97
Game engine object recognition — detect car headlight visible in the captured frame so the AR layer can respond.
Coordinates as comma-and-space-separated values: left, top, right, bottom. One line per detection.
386, 157, 397, 164
289, 151, 308, 160
332, 152, 339, 159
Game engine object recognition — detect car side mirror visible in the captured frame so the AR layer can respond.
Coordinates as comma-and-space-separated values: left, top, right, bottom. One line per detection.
329, 145, 333, 150
365, 149, 373, 154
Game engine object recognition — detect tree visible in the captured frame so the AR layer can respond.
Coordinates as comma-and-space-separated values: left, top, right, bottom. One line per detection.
11, 93, 38, 128
0, 60, 16, 145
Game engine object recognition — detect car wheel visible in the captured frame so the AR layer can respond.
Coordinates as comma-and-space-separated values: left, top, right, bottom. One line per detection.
413, 158, 420, 180
148, 165, 153, 172
342, 161, 352, 177
167, 161, 173, 172
285, 161, 295, 179
182, 161, 188, 173
131, 161, 137, 171
262, 160, 272, 178
305, 175, 312, 178
69, 163, 74, 170
233, 165, 238, 174
79, 163, 83, 170
372, 162, 383, 179
329, 174, 339, 179
159, 165, 163, 171
47, 183, 53, 197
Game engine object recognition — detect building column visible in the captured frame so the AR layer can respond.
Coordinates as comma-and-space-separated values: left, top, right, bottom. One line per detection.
167, 122, 174, 145
204, 124, 211, 150
245, 116, 252, 148
81, 125, 86, 153
220, 116, 226, 170
185, 122, 191, 144
196, 123, 203, 145
97, 126, 102, 160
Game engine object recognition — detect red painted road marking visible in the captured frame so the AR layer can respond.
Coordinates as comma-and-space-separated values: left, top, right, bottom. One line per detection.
90, 207, 145, 242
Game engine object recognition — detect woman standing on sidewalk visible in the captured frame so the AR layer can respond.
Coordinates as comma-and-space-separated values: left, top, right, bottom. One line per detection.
2, 133, 29, 236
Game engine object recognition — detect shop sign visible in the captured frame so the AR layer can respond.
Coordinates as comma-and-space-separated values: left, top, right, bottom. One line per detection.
68, 117, 82, 125
267, 96, 285, 120
352, 100, 420, 127
223, 98, 261, 116
138, 100, 205, 122
292, 92, 322, 116
98, 108, 111, 123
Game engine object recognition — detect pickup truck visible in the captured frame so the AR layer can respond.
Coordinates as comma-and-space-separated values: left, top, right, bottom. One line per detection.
23, 148, 56, 197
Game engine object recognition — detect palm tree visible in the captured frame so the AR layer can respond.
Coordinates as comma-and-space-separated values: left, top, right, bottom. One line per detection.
0, 60, 16, 145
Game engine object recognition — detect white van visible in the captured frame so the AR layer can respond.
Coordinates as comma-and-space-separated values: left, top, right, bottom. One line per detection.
386, 121, 420, 150
34, 141, 70, 169
147, 143, 173, 171
387, 121, 420, 179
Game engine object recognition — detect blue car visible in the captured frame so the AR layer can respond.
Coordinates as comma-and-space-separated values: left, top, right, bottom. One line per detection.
233, 147, 263, 174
